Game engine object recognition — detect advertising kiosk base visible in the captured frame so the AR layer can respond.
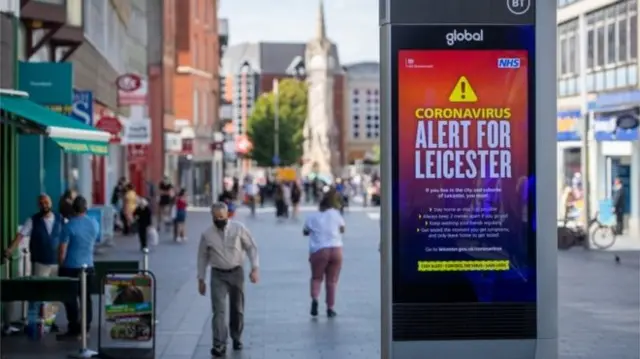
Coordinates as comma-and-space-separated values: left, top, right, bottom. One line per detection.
97, 348, 155, 359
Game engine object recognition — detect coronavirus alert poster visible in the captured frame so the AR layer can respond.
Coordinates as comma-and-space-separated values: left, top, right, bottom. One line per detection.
397, 50, 535, 302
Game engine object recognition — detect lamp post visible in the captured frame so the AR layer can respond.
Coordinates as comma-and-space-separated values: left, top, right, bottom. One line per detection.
273, 78, 279, 166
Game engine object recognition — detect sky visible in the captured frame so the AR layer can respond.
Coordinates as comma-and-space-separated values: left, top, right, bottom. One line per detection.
219, 0, 379, 64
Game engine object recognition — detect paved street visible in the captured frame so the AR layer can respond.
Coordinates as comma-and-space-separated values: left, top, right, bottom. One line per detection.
2, 204, 639, 359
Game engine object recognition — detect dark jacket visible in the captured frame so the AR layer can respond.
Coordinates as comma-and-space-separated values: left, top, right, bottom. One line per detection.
134, 206, 153, 230
30, 213, 64, 265
613, 186, 625, 212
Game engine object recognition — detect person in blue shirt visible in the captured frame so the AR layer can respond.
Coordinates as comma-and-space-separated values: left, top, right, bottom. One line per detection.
56, 195, 99, 340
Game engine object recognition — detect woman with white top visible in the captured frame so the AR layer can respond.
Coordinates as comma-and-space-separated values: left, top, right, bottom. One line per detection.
303, 189, 345, 318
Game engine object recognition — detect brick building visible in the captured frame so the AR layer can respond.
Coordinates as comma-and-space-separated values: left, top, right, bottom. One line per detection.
148, 0, 220, 199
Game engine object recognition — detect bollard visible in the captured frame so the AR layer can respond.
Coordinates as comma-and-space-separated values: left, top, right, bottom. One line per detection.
21, 248, 29, 325
142, 247, 149, 271
69, 265, 97, 358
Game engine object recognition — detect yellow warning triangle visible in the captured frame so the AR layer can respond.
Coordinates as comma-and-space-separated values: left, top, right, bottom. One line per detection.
449, 76, 478, 103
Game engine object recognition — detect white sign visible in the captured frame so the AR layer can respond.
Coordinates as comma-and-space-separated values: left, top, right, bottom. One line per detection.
165, 132, 182, 153
117, 74, 147, 106
122, 118, 151, 145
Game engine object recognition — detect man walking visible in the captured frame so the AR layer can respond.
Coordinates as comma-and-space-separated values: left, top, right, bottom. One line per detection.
56, 195, 99, 340
197, 202, 259, 357
612, 177, 626, 235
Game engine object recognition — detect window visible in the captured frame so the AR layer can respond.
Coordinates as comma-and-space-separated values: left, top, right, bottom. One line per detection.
557, 19, 580, 97
203, 92, 209, 125
558, 0, 582, 7
193, 35, 198, 67
585, 0, 638, 92
193, 89, 200, 125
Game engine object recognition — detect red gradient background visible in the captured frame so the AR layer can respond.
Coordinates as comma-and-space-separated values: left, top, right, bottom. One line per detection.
397, 50, 531, 274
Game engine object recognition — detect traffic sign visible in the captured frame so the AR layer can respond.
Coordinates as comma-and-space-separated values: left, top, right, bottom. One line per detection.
272, 155, 280, 165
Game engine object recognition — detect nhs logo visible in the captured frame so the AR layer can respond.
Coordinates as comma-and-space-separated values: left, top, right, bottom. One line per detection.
497, 58, 521, 68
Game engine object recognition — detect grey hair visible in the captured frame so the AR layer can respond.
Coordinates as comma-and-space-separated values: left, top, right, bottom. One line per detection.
210, 201, 229, 214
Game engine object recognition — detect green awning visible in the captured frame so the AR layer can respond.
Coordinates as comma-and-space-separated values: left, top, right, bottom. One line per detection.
0, 94, 111, 156
52, 138, 109, 155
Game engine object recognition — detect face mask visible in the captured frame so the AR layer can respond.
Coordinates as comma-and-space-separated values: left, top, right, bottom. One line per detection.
213, 219, 228, 229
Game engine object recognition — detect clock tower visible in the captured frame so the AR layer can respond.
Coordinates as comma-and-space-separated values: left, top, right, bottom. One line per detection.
303, 0, 337, 177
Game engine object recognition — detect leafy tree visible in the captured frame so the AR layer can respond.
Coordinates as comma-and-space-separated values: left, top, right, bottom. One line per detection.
247, 78, 307, 167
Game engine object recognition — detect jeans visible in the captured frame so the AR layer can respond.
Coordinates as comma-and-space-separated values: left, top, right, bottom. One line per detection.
58, 266, 94, 334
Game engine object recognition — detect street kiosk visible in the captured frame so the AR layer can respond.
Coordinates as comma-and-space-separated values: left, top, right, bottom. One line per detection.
379, 0, 558, 358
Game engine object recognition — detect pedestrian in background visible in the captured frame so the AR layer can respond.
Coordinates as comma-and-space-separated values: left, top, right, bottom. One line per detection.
612, 177, 626, 235
197, 202, 259, 357
123, 183, 138, 235
134, 198, 153, 250
56, 195, 98, 340
158, 176, 174, 232
58, 190, 76, 221
303, 190, 345, 318
174, 189, 188, 242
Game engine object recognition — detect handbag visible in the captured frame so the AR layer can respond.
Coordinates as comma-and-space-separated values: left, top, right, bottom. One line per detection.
147, 227, 159, 246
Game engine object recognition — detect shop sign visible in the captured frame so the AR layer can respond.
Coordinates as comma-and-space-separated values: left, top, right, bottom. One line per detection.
181, 138, 194, 155
235, 135, 252, 154
127, 144, 149, 163
164, 132, 182, 153
116, 73, 147, 106
122, 118, 151, 145
96, 116, 123, 144
18, 62, 73, 105
593, 116, 639, 141
71, 90, 94, 126
556, 110, 581, 142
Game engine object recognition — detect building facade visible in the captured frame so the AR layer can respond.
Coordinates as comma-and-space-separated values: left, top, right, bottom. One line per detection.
173, 0, 219, 202
556, 0, 640, 235
342, 62, 380, 164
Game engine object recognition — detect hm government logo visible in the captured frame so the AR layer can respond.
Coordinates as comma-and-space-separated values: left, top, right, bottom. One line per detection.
405, 58, 433, 69
445, 29, 484, 46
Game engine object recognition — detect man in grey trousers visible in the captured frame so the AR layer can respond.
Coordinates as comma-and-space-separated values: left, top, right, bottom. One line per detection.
197, 202, 260, 357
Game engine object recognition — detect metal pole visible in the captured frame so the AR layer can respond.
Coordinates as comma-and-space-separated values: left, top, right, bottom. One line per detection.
69, 264, 97, 358
273, 79, 280, 164
580, 112, 592, 250
142, 247, 149, 271
80, 265, 88, 350
21, 248, 28, 323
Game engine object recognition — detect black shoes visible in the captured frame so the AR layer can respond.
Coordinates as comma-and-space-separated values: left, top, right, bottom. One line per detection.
211, 342, 242, 357
211, 345, 226, 357
311, 299, 337, 318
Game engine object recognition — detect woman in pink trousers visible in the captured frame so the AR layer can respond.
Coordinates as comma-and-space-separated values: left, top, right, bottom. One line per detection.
303, 189, 346, 317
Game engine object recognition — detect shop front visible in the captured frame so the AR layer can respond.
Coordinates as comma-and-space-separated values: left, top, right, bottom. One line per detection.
93, 106, 125, 205
13, 61, 110, 222
0, 90, 110, 223
591, 90, 640, 236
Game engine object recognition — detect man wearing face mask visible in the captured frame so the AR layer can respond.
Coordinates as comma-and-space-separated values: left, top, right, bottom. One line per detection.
4, 194, 64, 277
197, 202, 259, 357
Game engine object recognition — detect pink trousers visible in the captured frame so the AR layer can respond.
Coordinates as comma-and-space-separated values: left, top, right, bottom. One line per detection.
309, 247, 343, 308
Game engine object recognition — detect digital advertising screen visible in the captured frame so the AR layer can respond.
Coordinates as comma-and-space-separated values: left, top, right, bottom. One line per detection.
391, 26, 537, 305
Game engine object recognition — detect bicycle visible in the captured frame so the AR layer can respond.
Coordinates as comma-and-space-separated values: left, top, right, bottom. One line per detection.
557, 212, 617, 250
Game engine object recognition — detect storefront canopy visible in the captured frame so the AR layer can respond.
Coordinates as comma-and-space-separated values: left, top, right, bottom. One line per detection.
0, 94, 110, 155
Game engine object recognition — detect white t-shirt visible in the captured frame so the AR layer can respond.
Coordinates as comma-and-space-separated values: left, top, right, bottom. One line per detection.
244, 183, 258, 196
20, 214, 55, 237
304, 209, 345, 253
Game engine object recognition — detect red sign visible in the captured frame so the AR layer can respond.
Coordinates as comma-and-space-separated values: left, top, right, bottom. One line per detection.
182, 138, 194, 155
95, 116, 122, 144
127, 144, 149, 163
235, 135, 252, 154
116, 73, 142, 92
